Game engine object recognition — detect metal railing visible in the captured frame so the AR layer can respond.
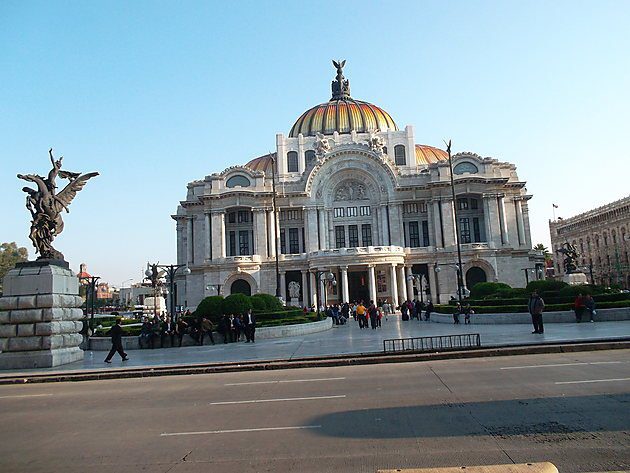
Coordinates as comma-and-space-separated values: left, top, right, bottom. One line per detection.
383, 333, 481, 353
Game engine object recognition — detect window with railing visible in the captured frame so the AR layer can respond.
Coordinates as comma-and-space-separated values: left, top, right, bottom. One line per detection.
334, 208, 345, 218
362, 224, 372, 246
289, 228, 300, 254
348, 225, 359, 247
409, 221, 420, 247
335, 226, 346, 248
347, 207, 358, 217
460, 218, 471, 244
359, 206, 371, 216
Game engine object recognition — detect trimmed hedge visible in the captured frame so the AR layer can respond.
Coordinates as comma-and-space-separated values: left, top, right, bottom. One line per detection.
434, 299, 630, 314
251, 293, 283, 312
470, 282, 512, 299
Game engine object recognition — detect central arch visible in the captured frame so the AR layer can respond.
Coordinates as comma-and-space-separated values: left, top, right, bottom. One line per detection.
230, 279, 252, 296
465, 267, 487, 289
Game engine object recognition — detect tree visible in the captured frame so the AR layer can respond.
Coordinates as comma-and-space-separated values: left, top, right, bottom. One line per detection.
0, 242, 28, 292
533, 243, 552, 262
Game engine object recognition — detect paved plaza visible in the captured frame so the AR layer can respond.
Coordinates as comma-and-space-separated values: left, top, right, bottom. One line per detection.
3, 316, 629, 376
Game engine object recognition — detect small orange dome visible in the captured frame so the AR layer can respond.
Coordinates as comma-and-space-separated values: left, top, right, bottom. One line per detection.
415, 144, 448, 165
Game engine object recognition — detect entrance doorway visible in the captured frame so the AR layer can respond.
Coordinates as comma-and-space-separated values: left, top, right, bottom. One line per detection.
347, 271, 369, 303
465, 266, 487, 289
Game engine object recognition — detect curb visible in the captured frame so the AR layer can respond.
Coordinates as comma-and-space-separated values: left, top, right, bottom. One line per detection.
0, 338, 628, 385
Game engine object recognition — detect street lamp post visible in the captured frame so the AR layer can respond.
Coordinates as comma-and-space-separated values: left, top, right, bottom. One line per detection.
315, 270, 337, 318
79, 275, 100, 349
146, 263, 191, 322
269, 153, 281, 299
446, 140, 465, 307
406, 273, 426, 305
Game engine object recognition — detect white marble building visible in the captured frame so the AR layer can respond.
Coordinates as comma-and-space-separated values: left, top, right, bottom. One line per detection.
173, 62, 542, 309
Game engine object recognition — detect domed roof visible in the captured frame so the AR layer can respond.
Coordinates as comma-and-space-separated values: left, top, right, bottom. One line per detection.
415, 144, 448, 165
245, 153, 275, 174
289, 60, 398, 138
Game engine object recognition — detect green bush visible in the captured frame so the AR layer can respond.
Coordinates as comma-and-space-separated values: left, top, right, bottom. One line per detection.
194, 296, 224, 323
222, 293, 252, 315
255, 308, 304, 321
526, 279, 568, 294
470, 282, 512, 299
251, 293, 283, 312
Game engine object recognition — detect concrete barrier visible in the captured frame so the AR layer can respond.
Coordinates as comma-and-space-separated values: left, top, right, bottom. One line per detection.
87, 317, 333, 351
431, 306, 630, 324
378, 462, 558, 472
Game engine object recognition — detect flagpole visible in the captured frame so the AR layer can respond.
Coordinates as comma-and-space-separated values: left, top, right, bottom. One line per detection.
552, 204, 556, 221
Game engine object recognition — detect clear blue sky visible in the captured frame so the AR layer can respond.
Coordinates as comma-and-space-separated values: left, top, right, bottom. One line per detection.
2, 0, 629, 286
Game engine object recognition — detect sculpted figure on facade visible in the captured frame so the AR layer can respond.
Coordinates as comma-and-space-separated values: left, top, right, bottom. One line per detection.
556, 242, 580, 274
17, 149, 99, 261
314, 132, 331, 157
367, 130, 385, 154
288, 281, 301, 299
334, 180, 369, 201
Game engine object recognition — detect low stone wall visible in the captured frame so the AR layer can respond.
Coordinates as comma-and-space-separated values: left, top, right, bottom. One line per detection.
430, 307, 630, 324
88, 317, 333, 351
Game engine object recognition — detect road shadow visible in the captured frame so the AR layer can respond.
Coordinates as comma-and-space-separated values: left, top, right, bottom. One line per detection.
309, 394, 630, 439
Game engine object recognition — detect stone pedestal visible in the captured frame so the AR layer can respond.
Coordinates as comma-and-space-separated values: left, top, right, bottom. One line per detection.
288, 297, 301, 307
0, 261, 84, 369
563, 272, 589, 286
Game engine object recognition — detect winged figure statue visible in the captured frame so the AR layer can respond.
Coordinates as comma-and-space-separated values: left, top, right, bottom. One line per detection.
18, 149, 99, 261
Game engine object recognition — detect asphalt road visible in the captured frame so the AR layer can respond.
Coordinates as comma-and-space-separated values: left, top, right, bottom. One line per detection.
0, 350, 628, 473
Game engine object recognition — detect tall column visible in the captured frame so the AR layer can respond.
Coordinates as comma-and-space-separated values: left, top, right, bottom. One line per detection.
305, 208, 319, 253
397, 265, 406, 305
280, 271, 287, 302
380, 205, 390, 245
515, 198, 526, 246
389, 264, 399, 307
301, 270, 309, 306
327, 210, 334, 249
204, 213, 211, 261
498, 194, 510, 246
426, 201, 435, 247
432, 200, 444, 248
441, 198, 456, 247
318, 208, 327, 250
368, 265, 377, 303
388, 204, 402, 246
310, 271, 318, 309
186, 217, 194, 265
371, 206, 380, 245
482, 195, 496, 248
267, 209, 276, 257
428, 265, 438, 303
211, 211, 226, 259
405, 266, 414, 301
253, 209, 268, 257
341, 266, 349, 303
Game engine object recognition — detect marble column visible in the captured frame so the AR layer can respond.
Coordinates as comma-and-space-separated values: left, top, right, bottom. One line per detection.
515, 198, 526, 246
380, 205, 390, 246
186, 217, 194, 265
482, 195, 497, 248
301, 270, 309, 306
211, 211, 226, 259
267, 209, 276, 257
441, 198, 456, 247
318, 208, 327, 250
371, 207, 380, 245
204, 213, 211, 261
253, 209, 268, 257
305, 208, 319, 253
280, 271, 287, 302
498, 194, 510, 246
310, 271, 318, 309
389, 264, 399, 307
367, 265, 377, 303
341, 266, 349, 303
327, 210, 334, 249
405, 266, 414, 301
397, 265, 406, 305
389, 204, 403, 246
428, 265, 438, 304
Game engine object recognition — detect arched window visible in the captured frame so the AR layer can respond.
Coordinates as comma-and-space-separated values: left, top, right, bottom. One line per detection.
287, 151, 298, 173
226, 175, 251, 188
394, 145, 406, 165
466, 267, 487, 289
454, 162, 479, 175
230, 279, 252, 296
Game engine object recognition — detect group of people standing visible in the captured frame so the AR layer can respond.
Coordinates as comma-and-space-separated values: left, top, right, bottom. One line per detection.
400, 299, 434, 322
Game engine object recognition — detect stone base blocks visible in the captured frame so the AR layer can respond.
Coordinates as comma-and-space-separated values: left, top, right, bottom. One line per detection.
0, 261, 84, 369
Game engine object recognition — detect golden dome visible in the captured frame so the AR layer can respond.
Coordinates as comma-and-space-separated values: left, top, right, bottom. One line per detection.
245, 153, 275, 174
289, 99, 398, 138
289, 59, 397, 137
415, 144, 448, 165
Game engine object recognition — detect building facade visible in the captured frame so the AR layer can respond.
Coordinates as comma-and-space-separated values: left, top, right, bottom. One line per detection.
174, 62, 542, 309
549, 195, 630, 288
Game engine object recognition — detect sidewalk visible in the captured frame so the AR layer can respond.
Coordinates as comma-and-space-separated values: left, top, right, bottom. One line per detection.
2, 316, 629, 377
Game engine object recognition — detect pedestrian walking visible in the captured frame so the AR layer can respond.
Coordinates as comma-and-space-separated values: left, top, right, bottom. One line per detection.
175, 317, 189, 347
368, 300, 378, 329
244, 309, 256, 342
574, 293, 586, 323
528, 290, 545, 334
425, 301, 434, 321
104, 318, 128, 363
200, 316, 215, 345
453, 303, 461, 324
356, 302, 367, 328
463, 303, 473, 324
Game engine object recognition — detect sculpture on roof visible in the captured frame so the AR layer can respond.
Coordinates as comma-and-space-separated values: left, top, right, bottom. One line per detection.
331, 59, 351, 99
367, 130, 385, 153
314, 132, 331, 157
18, 149, 99, 261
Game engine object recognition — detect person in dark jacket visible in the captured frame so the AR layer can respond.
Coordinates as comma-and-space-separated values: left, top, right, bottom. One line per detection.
528, 290, 545, 334
424, 301, 434, 321
104, 318, 128, 363
244, 309, 256, 342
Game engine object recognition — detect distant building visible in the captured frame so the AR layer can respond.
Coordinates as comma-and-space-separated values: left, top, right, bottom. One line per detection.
119, 283, 154, 307
95, 282, 113, 300
549, 195, 630, 288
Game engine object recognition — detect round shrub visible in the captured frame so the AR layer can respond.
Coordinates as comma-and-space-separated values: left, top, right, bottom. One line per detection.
526, 279, 568, 294
194, 296, 224, 323
470, 282, 512, 299
222, 293, 252, 315
251, 293, 283, 312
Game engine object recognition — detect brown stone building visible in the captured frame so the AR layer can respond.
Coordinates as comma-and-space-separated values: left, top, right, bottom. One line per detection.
549, 195, 630, 288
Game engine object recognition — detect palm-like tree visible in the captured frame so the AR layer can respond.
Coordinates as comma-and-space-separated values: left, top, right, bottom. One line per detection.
533, 243, 552, 261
